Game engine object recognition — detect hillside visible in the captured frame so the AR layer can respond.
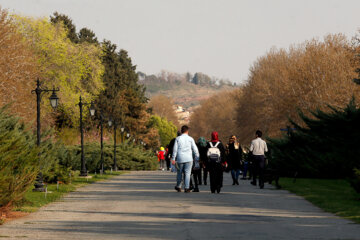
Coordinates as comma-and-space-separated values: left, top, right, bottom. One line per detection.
139, 71, 237, 111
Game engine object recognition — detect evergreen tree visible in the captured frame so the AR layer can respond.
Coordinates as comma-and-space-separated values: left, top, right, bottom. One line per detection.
192, 73, 199, 85
269, 98, 360, 178
0, 107, 38, 209
78, 27, 98, 44
50, 12, 78, 43
97, 40, 147, 137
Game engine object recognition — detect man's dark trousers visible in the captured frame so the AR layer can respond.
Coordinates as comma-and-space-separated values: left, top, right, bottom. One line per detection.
252, 155, 265, 188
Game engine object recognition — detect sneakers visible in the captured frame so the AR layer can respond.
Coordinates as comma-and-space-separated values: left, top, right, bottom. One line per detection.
184, 188, 191, 193
250, 181, 256, 186
174, 186, 181, 192
192, 188, 199, 192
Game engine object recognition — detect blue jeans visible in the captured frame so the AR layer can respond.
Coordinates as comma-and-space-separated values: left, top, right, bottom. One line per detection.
231, 169, 241, 181
176, 162, 193, 189
243, 162, 248, 178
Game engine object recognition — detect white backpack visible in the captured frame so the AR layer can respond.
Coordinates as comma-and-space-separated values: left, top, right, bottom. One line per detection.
207, 142, 221, 163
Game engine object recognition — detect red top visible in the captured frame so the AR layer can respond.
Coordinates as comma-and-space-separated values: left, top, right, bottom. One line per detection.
158, 150, 165, 160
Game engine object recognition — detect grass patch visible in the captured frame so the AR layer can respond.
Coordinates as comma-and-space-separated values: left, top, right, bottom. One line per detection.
279, 178, 360, 223
13, 171, 124, 213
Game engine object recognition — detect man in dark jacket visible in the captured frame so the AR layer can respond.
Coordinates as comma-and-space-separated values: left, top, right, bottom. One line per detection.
197, 137, 208, 185
167, 131, 181, 169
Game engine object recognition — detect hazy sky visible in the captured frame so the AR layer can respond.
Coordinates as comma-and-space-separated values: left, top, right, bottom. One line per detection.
1, 0, 360, 83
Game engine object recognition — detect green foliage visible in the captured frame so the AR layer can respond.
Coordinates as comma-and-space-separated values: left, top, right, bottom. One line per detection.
78, 28, 98, 44
350, 168, 360, 193
96, 40, 147, 139
269, 99, 360, 178
42, 142, 73, 184
279, 178, 360, 223
14, 15, 104, 127
66, 142, 158, 172
14, 172, 123, 214
0, 107, 38, 208
50, 12, 78, 43
149, 115, 177, 147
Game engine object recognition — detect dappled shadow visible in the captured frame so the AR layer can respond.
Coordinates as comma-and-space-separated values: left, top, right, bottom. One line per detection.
2, 171, 360, 239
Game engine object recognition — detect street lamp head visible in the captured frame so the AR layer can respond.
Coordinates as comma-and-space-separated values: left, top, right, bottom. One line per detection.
126, 133, 130, 138
89, 102, 96, 117
49, 89, 59, 109
120, 126, 125, 133
108, 119, 113, 127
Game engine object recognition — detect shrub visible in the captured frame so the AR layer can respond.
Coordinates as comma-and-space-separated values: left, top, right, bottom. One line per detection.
269, 99, 360, 178
0, 107, 39, 210
66, 141, 158, 173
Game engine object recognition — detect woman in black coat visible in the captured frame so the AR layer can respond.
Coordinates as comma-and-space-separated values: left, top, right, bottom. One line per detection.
207, 131, 226, 193
227, 135, 243, 185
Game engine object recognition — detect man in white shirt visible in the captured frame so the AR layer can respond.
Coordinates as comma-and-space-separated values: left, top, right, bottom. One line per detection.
249, 130, 268, 189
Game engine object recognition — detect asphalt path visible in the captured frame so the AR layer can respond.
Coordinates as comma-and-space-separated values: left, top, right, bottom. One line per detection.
1, 171, 360, 240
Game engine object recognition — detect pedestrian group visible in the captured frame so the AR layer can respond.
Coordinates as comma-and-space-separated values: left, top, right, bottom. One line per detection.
159, 125, 268, 193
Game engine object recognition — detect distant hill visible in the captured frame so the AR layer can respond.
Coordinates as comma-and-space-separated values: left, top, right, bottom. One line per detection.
139, 71, 237, 111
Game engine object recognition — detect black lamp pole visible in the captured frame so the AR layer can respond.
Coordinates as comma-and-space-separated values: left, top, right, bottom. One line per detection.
31, 78, 59, 192
113, 120, 118, 171
100, 114, 104, 174
78, 96, 95, 176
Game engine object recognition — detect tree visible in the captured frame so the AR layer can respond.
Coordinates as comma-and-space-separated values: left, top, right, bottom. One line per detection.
50, 12, 78, 43
96, 40, 152, 143
186, 72, 193, 82
147, 95, 179, 127
235, 34, 360, 143
14, 16, 104, 127
189, 89, 242, 142
269, 99, 360, 178
149, 115, 177, 147
192, 73, 199, 85
0, 8, 38, 123
78, 27, 98, 44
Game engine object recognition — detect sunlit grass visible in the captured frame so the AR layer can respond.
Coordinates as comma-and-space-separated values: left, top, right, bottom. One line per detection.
13, 171, 124, 213
279, 178, 360, 223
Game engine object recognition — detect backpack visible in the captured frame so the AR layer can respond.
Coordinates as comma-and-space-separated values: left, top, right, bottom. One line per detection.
207, 142, 221, 163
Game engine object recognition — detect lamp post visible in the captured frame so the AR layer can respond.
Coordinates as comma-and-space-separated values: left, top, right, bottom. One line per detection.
108, 118, 118, 171
99, 113, 105, 174
98, 112, 111, 174
120, 125, 125, 143
78, 96, 96, 176
31, 78, 59, 192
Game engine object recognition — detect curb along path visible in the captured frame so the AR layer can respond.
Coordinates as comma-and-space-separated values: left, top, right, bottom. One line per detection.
1, 171, 360, 239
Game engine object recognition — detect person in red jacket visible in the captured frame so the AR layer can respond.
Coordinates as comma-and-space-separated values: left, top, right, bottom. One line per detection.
158, 147, 166, 171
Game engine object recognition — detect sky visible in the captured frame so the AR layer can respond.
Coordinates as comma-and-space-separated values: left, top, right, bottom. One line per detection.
1, 0, 360, 83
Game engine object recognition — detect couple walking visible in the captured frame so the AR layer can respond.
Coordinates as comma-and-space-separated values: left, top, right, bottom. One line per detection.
171, 125, 225, 193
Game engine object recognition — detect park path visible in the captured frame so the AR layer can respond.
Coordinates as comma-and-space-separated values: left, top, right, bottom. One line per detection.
1, 171, 360, 240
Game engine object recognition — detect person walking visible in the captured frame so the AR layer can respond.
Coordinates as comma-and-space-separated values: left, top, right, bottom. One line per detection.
171, 125, 199, 193
197, 137, 208, 185
165, 145, 170, 170
168, 131, 181, 172
207, 131, 226, 193
250, 130, 268, 189
158, 147, 166, 171
227, 135, 243, 185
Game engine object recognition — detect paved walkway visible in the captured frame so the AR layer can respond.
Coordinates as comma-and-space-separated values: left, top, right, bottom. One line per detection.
1, 171, 360, 240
